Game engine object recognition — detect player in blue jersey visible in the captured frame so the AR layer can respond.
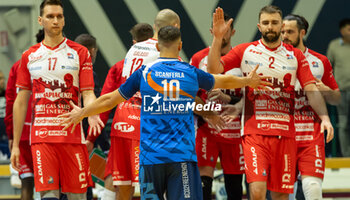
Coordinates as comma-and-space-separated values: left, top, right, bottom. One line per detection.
59, 26, 271, 200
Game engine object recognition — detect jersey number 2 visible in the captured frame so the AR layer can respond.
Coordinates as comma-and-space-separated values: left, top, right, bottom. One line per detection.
269, 56, 275, 69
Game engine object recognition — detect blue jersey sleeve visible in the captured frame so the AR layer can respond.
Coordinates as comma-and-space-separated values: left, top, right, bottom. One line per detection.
195, 68, 215, 91
118, 68, 142, 100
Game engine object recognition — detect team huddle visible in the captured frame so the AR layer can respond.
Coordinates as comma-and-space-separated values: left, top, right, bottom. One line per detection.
7, 0, 340, 200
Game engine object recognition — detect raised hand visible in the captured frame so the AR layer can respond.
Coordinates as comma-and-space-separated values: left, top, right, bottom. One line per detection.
212, 7, 233, 39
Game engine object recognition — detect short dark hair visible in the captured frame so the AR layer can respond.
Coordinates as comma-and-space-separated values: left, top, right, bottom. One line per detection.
74, 34, 97, 49
339, 18, 350, 29
259, 5, 282, 21
130, 23, 154, 43
40, 0, 63, 16
284, 14, 309, 34
158, 26, 181, 46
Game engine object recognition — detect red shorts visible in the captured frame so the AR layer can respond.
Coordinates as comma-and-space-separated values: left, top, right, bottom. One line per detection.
297, 142, 325, 179
195, 131, 244, 174
19, 140, 33, 179
243, 134, 296, 194
110, 137, 140, 186
104, 150, 113, 180
31, 143, 93, 193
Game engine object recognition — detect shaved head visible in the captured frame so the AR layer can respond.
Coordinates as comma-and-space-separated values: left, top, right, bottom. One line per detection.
154, 9, 180, 31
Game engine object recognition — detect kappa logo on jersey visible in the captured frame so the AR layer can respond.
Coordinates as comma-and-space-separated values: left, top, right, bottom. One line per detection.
114, 122, 135, 133
286, 54, 294, 59
312, 61, 319, 68
67, 52, 74, 59
249, 49, 262, 55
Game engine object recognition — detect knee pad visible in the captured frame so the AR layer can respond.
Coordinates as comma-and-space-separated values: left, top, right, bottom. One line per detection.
101, 188, 116, 200
302, 177, 322, 200
41, 189, 60, 199
66, 192, 87, 200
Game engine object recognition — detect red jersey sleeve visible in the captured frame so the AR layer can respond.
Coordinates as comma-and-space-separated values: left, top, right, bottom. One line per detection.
320, 55, 339, 90
79, 48, 95, 92
295, 49, 316, 88
16, 52, 32, 90
221, 43, 250, 73
86, 60, 124, 142
4, 61, 20, 139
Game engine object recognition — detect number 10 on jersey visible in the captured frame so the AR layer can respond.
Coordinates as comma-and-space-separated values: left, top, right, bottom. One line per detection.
161, 79, 180, 100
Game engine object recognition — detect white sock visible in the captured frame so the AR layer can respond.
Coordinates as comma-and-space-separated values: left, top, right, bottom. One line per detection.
101, 188, 116, 200
302, 176, 323, 200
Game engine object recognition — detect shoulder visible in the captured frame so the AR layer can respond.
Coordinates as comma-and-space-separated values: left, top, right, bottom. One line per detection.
23, 43, 41, 57
307, 49, 329, 63
191, 47, 210, 59
66, 39, 89, 53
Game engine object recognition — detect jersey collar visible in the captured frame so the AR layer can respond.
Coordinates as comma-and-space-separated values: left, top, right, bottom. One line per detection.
259, 39, 282, 51
41, 37, 66, 50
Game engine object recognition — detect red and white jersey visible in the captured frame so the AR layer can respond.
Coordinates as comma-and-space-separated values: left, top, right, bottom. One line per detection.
114, 38, 159, 140
221, 40, 315, 138
16, 38, 94, 144
294, 48, 338, 146
191, 47, 242, 144
5, 60, 32, 141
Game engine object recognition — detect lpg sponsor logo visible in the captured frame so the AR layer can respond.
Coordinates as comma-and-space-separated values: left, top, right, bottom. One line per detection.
36, 150, 44, 184
114, 122, 135, 133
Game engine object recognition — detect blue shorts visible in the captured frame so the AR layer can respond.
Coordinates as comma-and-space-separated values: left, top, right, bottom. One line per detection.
140, 162, 203, 200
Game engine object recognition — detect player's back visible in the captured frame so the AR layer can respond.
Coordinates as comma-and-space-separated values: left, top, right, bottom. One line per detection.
138, 58, 214, 165
122, 38, 159, 79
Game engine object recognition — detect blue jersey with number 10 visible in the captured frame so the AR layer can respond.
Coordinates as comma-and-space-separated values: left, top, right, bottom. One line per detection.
119, 58, 215, 165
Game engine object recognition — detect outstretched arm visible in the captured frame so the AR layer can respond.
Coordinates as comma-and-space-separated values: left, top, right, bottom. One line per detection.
213, 64, 271, 89
60, 89, 126, 132
304, 84, 334, 143
207, 7, 233, 74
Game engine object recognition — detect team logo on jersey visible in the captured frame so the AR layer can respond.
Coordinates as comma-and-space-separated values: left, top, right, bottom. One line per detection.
286, 54, 294, 59
67, 52, 74, 59
312, 61, 319, 68
48, 176, 54, 184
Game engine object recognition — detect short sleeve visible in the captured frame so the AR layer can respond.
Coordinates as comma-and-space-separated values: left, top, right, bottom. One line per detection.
321, 57, 339, 90
221, 43, 250, 73
195, 68, 215, 91
295, 49, 316, 88
16, 53, 32, 90
119, 67, 142, 100
79, 48, 95, 92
